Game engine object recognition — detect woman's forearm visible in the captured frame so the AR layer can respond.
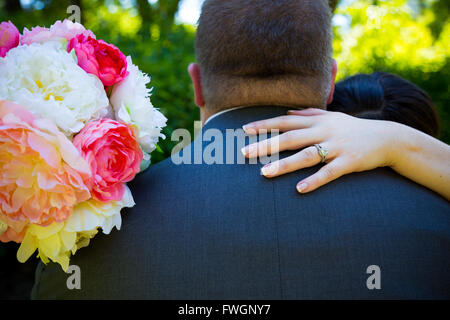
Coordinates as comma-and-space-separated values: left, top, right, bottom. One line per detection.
242, 110, 450, 197
389, 122, 450, 200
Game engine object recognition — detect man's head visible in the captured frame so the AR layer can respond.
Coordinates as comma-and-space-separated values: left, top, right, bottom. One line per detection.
189, 0, 337, 120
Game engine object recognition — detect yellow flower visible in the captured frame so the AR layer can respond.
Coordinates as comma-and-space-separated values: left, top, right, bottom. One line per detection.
16, 185, 134, 271
17, 222, 98, 271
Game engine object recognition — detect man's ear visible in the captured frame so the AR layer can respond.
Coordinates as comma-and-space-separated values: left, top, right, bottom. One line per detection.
327, 59, 338, 105
188, 63, 205, 108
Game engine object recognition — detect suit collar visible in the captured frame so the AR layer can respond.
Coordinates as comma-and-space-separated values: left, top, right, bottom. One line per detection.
203, 105, 295, 132
204, 106, 249, 126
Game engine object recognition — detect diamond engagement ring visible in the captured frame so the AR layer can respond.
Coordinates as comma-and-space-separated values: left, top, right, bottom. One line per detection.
314, 144, 329, 163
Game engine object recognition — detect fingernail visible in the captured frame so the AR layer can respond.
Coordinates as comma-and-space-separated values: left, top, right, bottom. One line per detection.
241, 144, 256, 157
242, 144, 257, 157
297, 183, 308, 193
261, 163, 277, 176
242, 124, 256, 134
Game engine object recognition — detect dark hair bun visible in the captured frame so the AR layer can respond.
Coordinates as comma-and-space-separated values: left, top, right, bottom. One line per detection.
328, 72, 440, 137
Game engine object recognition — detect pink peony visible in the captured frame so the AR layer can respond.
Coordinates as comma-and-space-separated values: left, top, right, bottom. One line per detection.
0, 21, 20, 58
0, 100, 92, 227
20, 19, 95, 45
67, 34, 128, 88
73, 119, 142, 202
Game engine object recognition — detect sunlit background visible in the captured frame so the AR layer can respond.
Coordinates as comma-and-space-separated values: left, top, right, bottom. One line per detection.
0, 0, 449, 299
176, 0, 201, 24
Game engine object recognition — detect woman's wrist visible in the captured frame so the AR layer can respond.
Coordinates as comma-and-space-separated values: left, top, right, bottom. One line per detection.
380, 121, 411, 169
386, 121, 428, 171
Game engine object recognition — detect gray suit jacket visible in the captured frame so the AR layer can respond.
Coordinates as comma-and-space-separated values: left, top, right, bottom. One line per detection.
32, 106, 450, 299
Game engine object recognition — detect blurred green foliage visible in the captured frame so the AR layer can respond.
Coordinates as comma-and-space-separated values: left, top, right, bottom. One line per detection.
0, 0, 448, 300
0, 0, 448, 157
333, 0, 449, 142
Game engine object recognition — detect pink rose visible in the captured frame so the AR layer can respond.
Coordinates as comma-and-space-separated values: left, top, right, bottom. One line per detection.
0, 21, 20, 58
20, 19, 95, 45
73, 119, 142, 202
67, 34, 128, 88
0, 100, 92, 228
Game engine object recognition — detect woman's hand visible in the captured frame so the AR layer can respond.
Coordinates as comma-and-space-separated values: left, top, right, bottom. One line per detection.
241, 108, 400, 193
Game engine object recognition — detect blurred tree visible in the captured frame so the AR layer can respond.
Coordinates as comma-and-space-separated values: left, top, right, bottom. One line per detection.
5, 0, 22, 12
427, 0, 449, 37
0, 0, 449, 300
330, 0, 340, 12
333, 0, 449, 141
136, 0, 180, 38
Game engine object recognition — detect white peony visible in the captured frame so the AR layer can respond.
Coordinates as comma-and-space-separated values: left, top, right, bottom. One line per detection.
110, 56, 167, 153
0, 41, 109, 137
65, 185, 135, 235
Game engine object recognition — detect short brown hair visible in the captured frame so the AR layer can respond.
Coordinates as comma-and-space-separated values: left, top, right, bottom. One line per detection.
196, 0, 333, 111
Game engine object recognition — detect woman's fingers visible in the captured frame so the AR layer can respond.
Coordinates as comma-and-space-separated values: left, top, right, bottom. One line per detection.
296, 158, 350, 193
243, 115, 314, 134
287, 108, 328, 116
260, 145, 330, 178
241, 129, 321, 158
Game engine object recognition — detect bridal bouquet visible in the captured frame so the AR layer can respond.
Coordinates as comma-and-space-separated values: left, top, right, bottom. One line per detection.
0, 20, 167, 270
